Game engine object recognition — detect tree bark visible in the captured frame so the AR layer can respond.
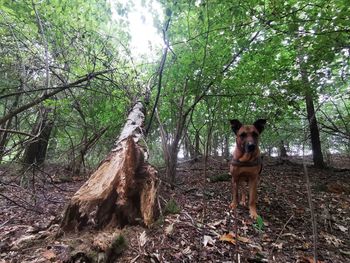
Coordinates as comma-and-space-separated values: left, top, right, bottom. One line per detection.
299, 62, 325, 168
67, 127, 108, 175
212, 132, 218, 156
0, 69, 114, 126
223, 135, 230, 159
0, 92, 22, 163
0, 120, 12, 163
195, 131, 201, 156
60, 101, 159, 231
305, 92, 325, 168
22, 108, 53, 166
279, 140, 288, 158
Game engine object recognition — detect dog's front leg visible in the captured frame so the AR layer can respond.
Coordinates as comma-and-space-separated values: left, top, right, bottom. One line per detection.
240, 184, 247, 206
248, 176, 258, 219
230, 176, 239, 210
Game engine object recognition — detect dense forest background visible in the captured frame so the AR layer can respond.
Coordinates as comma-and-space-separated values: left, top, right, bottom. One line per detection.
0, 0, 349, 262
1, 0, 349, 173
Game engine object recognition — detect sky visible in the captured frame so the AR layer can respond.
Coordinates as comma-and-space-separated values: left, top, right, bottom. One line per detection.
109, 0, 163, 60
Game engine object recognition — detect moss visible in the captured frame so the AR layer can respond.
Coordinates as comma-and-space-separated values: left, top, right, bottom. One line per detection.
105, 234, 127, 263
164, 199, 181, 215
153, 215, 165, 227
208, 173, 231, 183
58, 175, 73, 183
110, 235, 127, 255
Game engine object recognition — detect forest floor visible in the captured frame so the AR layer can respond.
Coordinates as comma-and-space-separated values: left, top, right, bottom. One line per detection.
0, 155, 349, 263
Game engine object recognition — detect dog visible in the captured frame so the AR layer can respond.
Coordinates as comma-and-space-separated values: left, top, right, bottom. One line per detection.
229, 119, 266, 219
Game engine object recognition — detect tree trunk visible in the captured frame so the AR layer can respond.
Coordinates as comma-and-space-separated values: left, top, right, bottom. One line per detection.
0, 93, 21, 163
195, 131, 201, 156
22, 108, 53, 166
0, 120, 12, 163
223, 135, 230, 159
166, 144, 178, 186
67, 127, 108, 175
60, 101, 159, 231
212, 132, 218, 156
305, 92, 325, 168
299, 50, 325, 168
279, 140, 288, 158
183, 134, 190, 159
267, 146, 273, 157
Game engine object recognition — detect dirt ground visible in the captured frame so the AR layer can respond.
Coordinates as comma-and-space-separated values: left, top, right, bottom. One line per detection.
0, 156, 349, 262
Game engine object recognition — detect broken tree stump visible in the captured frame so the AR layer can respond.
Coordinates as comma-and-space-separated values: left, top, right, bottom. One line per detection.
60, 101, 159, 231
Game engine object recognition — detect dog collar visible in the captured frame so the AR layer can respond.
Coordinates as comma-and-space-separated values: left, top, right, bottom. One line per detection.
231, 156, 262, 167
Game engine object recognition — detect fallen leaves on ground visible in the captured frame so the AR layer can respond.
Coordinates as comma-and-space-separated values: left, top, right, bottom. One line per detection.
219, 232, 251, 245
1, 157, 350, 262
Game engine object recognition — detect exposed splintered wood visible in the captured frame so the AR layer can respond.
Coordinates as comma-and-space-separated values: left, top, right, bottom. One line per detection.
60, 101, 158, 231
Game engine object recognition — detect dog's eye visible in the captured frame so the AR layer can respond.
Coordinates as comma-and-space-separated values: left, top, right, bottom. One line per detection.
240, 132, 247, 138
252, 132, 258, 137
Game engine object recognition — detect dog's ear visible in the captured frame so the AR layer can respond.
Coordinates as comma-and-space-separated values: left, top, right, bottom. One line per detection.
230, 119, 242, 135
253, 119, 267, 134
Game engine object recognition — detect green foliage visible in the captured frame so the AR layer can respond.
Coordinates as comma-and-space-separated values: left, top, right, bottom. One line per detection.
0, 0, 349, 168
253, 215, 264, 232
110, 235, 127, 255
209, 173, 231, 183
164, 199, 181, 215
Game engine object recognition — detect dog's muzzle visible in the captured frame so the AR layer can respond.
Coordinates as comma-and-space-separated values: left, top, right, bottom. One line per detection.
246, 142, 256, 152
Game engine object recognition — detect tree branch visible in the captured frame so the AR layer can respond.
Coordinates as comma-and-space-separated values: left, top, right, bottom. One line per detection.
0, 68, 115, 126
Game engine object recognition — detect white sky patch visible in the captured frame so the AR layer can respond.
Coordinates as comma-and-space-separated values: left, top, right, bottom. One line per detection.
110, 0, 163, 60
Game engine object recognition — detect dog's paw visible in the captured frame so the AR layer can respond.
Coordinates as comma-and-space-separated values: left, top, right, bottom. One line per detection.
229, 202, 238, 210
239, 199, 247, 207
249, 209, 258, 219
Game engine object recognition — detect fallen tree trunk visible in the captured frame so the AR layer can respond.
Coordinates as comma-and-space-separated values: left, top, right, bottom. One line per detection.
60, 101, 158, 231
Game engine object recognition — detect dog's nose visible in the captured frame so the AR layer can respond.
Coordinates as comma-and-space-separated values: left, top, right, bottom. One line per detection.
247, 142, 256, 152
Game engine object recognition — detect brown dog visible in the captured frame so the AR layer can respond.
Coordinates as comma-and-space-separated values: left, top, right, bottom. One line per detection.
229, 119, 266, 219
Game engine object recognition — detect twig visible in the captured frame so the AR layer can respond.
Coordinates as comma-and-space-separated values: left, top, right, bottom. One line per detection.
303, 161, 318, 263
0, 128, 36, 137
269, 214, 294, 257
0, 193, 42, 214
145, 15, 172, 135
234, 207, 239, 262
182, 211, 195, 225
157, 181, 163, 219
0, 218, 12, 228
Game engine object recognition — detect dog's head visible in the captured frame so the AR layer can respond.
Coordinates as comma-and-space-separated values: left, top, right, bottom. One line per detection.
230, 119, 266, 153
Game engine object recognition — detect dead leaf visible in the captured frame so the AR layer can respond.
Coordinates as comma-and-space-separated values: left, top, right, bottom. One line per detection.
238, 236, 250, 243
219, 233, 235, 244
302, 242, 312, 249
149, 253, 161, 263
248, 243, 262, 251
165, 223, 174, 235
322, 232, 344, 247
208, 219, 226, 229
11, 234, 37, 249
281, 233, 298, 239
203, 235, 215, 247
182, 246, 192, 255
42, 249, 56, 260
272, 242, 283, 250
263, 196, 271, 204
340, 249, 350, 256
219, 232, 250, 245
139, 231, 147, 247
300, 255, 324, 263
335, 224, 348, 233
